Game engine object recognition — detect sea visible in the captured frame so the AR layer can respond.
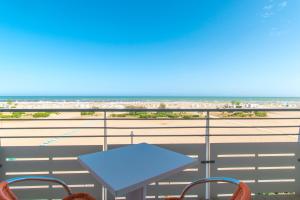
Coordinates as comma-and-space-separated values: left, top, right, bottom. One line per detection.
0, 96, 300, 103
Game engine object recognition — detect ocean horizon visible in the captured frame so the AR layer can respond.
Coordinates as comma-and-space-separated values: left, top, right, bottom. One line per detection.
1, 96, 300, 103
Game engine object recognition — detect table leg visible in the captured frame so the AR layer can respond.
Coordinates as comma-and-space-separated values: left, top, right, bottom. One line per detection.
126, 187, 146, 200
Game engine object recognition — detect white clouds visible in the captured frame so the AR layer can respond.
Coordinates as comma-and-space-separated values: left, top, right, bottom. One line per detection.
262, 0, 288, 18
261, 0, 290, 37
262, 1, 274, 18
269, 26, 290, 37
270, 27, 283, 36
264, 4, 273, 10
262, 11, 273, 18
262, 4, 274, 18
278, 1, 288, 9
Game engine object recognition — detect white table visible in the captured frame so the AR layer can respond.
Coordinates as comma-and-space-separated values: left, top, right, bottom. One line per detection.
79, 143, 198, 200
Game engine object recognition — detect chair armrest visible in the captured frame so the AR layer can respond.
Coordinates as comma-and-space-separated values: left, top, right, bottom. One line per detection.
179, 177, 241, 199
6, 176, 72, 195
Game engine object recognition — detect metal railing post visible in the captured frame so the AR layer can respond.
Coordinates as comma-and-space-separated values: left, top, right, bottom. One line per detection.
298, 126, 300, 142
103, 111, 108, 200
297, 127, 300, 197
131, 131, 134, 145
104, 111, 108, 151
0, 119, 2, 147
205, 111, 211, 200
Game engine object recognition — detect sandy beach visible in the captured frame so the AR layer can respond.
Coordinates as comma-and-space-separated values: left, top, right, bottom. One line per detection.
1, 100, 300, 109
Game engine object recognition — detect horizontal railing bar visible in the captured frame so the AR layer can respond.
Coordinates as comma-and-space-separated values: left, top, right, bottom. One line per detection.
0, 118, 205, 121
208, 133, 300, 136
1, 108, 300, 112
109, 125, 300, 129
0, 135, 105, 138
0, 127, 104, 129
1, 117, 300, 121
210, 117, 300, 120
1, 133, 300, 139
0, 125, 299, 130
209, 125, 300, 128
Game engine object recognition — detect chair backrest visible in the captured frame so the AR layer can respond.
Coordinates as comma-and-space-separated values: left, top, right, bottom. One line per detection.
1, 176, 96, 200
0, 181, 17, 200
63, 193, 96, 200
165, 177, 251, 200
231, 182, 251, 200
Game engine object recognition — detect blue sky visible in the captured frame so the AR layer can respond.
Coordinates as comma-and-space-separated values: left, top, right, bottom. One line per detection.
0, 0, 299, 96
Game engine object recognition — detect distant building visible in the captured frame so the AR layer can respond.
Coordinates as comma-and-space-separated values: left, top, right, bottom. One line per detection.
0, 102, 9, 108
244, 103, 258, 108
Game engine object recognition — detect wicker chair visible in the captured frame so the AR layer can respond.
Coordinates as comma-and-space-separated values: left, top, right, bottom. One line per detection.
0, 176, 96, 200
165, 177, 251, 200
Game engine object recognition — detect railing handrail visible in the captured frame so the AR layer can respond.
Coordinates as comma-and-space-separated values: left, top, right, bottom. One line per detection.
1, 108, 300, 112
1, 133, 300, 139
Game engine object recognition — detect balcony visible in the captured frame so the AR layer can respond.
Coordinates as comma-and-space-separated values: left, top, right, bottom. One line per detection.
1, 108, 300, 199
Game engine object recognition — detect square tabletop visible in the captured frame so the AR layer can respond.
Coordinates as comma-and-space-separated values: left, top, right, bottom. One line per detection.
79, 143, 198, 196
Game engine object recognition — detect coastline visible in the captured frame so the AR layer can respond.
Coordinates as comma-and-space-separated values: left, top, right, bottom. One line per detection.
1, 96, 300, 109
1, 96, 300, 102
1, 100, 300, 109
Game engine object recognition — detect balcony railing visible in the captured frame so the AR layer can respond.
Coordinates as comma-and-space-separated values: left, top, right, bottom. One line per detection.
0, 108, 300, 200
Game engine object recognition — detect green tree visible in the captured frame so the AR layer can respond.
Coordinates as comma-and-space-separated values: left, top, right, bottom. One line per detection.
80, 111, 95, 116
231, 101, 241, 106
254, 111, 267, 117
32, 112, 52, 118
7, 100, 13, 105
